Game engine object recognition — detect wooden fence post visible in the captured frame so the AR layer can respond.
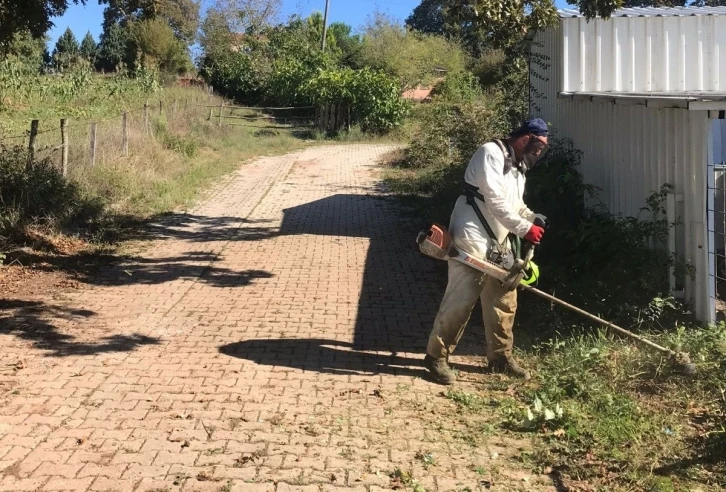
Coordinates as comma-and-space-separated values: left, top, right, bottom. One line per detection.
60, 119, 69, 176
90, 123, 97, 167
122, 112, 129, 156
28, 120, 39, 165
218, 102, 223, 128
209, 108, 213, 121
144, 102, 149, 134
159, 100, 163, 115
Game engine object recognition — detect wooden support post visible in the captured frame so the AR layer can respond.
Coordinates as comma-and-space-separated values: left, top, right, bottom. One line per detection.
209, 108, 213, 121
159, 100, 163, 115
60, 119, 69, 176
90, 123, 97, 167
28, 120, 39, 165
122, 111, 129, 156
144, 102, 149, 134
218, 102, 223, 128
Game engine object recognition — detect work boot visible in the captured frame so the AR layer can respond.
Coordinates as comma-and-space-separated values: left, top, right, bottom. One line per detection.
424, 354, 457, 385
489, 356, 531, 380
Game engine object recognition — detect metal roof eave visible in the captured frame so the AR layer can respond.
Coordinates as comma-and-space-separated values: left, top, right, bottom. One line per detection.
558, 91, 726, 111
558, 6, 726, 18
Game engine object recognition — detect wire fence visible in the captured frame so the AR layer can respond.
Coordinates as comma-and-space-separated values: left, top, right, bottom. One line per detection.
0, 94, 321, 178
709, 163, 726, 320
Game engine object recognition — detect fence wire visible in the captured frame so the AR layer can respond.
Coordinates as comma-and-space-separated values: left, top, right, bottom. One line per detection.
708, 163, 726, 320
0, 96, 318, 179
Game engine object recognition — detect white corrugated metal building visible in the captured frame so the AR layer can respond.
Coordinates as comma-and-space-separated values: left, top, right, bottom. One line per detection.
529, 6, 726, 322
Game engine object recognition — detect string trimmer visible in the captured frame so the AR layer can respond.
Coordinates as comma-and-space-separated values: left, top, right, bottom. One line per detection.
416, 223, 697, 375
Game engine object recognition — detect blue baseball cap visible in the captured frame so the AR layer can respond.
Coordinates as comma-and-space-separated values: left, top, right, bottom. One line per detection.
513, 117, 549, 137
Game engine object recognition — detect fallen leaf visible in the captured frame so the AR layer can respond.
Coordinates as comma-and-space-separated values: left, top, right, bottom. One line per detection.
196, 471, 213, 481
553, 428, 566, 438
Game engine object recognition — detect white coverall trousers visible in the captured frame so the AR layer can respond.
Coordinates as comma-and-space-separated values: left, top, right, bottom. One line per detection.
426, 259, 517, 361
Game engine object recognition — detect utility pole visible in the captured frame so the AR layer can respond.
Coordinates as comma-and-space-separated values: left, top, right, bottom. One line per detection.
321, 0, 330, 51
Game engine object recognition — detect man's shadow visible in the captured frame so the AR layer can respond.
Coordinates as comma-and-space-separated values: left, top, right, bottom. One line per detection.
219, 192, 486, 375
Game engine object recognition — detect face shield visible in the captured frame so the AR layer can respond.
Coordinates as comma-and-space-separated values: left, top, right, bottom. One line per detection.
521, 134, 549, 171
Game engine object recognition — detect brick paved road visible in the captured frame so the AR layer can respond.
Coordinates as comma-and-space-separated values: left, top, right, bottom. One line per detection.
0, 145, 555, 491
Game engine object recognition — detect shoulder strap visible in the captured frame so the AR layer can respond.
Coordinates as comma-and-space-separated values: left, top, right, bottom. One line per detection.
493, 139, 515, 175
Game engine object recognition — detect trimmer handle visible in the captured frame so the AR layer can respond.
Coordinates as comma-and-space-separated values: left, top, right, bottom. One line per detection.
521, 216, 546, 260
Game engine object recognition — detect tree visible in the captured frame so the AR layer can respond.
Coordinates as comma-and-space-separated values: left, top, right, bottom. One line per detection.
130, 17, 193, 74
2, 31, 49, 73
0, 0, 85, 52
356, 12, 468, 89
327, 22, 362, 67
79, 31, 98, 63
442, 1, 558, 56
53, 27, 80, 71
199, 7, 234, 61
97, 22, 130, 72
159, 0, 200, 44
100, 0, 200, 44
406, 0, 445, 34
211, 0, 282, 35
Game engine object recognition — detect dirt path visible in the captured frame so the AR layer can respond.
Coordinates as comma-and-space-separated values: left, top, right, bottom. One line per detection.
0, 144, 554, 492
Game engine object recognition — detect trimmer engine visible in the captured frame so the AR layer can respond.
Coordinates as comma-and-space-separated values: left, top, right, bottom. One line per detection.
416, 224, 531, 291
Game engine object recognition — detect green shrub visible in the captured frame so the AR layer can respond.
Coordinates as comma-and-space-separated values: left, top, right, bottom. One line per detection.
524, 140, 680, 324
153, 120, 198, 157
303, 67, 410, 133
429, 71, 483, 103
0, 146, 102, 238
405, 99, 508, 171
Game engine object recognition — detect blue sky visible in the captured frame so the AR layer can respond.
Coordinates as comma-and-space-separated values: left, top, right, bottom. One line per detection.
48, 0, 571, 47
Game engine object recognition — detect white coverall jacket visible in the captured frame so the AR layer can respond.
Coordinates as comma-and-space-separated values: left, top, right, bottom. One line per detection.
448, 141, 537, 263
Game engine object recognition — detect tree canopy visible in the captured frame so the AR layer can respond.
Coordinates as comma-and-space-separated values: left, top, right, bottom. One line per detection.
53, 27, 80, 70
0, 0, 85, 51
79, 31, 98, 63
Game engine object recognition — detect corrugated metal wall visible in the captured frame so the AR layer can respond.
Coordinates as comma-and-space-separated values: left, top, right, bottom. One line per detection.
532, 25, 713, 321
562, 15, 726, 93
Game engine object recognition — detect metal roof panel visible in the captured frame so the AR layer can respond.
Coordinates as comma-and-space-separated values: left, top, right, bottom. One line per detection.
559, 5, 726, 18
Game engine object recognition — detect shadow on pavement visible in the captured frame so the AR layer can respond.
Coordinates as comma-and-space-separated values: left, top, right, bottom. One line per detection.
219, 338, 482, 378
0, 300, 160, 357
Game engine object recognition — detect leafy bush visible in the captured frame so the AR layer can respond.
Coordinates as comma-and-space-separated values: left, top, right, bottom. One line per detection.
201, 51, 264, 104
355, 12, 468, 89
154, 120, 198, 157
0, 146, 102, 238
130, 18, 194, 76
429, 71, 482, 103
304, 67, 410, 133
405, 99, 508, 171
524, 140, 681, 325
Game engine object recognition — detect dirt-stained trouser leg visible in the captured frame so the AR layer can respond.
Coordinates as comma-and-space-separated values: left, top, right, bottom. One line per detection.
480, 276, 517, 361
427, 260, 486, 360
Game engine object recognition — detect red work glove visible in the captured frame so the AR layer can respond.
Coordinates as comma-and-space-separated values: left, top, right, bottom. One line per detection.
524, 224, 545, 244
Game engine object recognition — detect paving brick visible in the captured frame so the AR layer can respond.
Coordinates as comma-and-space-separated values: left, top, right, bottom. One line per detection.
42, 477, 94, 491
88, 477, 139, 491
32, 462, 83, 478
229, 484, 275, 492
277, 484, 322, 492
0, 477, 47, 491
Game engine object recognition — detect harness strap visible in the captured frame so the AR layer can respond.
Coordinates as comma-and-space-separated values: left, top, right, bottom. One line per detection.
462, 182, 521, 260
462, 183, 497, 240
